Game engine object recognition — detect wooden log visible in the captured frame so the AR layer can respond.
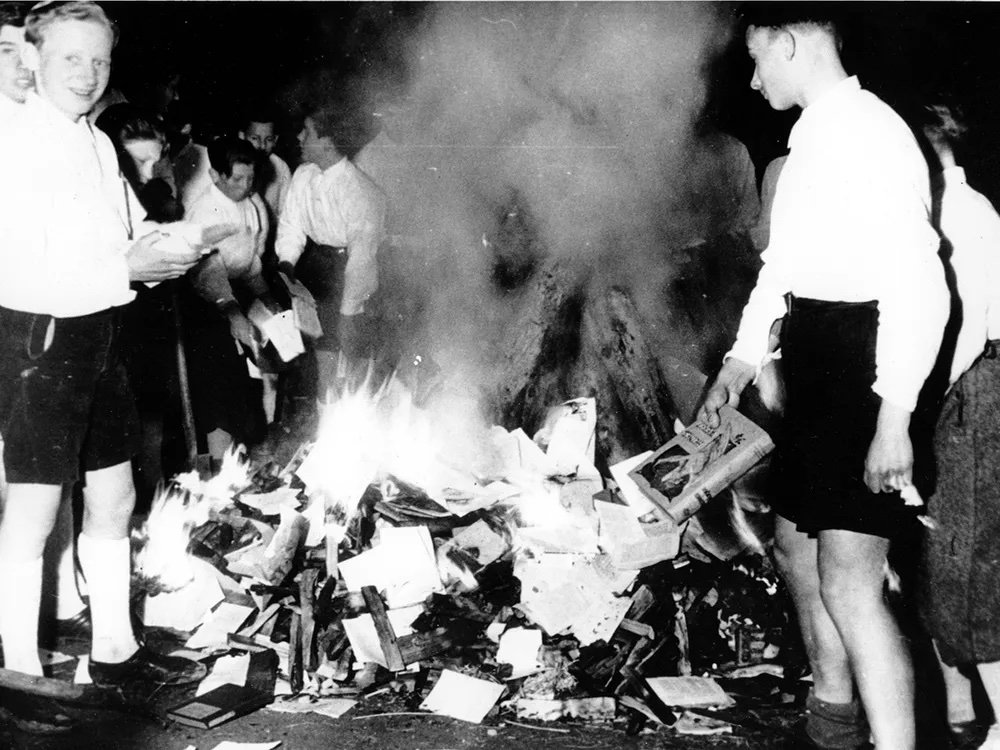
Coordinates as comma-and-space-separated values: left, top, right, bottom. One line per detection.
361, 586, 405, 672
289, 611, 304, 693
492, 259, 581, 429
299, 568, 320, 672
397, 627, 455, 665
580, 285, 677, 461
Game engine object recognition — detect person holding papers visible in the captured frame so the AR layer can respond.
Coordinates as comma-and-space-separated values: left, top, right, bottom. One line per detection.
183, 135, 279, 459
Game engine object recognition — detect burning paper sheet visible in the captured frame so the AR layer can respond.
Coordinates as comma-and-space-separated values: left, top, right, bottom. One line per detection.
420, 669, 505, 723
142, 558, 225, 632
535, 397, 597, 475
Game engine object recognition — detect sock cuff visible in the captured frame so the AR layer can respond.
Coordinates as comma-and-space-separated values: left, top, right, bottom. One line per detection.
77, 534, 131, 568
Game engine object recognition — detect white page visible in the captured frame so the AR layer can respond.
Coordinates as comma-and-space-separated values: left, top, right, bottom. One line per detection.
420, 669, 505, 723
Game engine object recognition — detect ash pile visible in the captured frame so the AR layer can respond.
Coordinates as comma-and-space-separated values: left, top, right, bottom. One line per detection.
129, 366, 798, 738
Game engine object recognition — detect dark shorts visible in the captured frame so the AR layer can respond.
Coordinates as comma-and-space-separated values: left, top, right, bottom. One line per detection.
295, 241, 381, 357
0, 305, 141, 485
770, 296, 911, 539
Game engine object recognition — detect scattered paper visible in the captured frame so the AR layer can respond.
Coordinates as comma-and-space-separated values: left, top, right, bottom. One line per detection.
196, 653, 250, 696
420, 669, 505, 723
341, 605, 423, 668
186, 602, 256, 650
596, 500, 679, 569
645, 676, 735, 709
673, 710, 733, 735
210, 743, 281, 750
267, 696, 357, 719
339, 526, 442, 608
496, 628, 543, 679
447, 520, 509, 567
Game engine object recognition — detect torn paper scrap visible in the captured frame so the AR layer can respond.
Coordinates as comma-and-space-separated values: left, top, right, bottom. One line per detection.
420, 669, 505, 723
239, 487, 302, 517
38, 649, 74, 667
267, 696, 357, 719
210, 743, 282, 750
609, 451, 656, 516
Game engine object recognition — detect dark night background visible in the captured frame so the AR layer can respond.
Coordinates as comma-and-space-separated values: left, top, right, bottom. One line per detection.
102, 2, 1000, 206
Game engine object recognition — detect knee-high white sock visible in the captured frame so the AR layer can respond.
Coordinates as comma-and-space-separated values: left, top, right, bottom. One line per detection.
0, 556, 43, 675
52, 501, 86, 619
77, 534, 138, 663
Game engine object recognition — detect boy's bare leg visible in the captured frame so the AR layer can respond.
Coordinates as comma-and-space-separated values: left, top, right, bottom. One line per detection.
774, 514, 855, 703
49, 493, 86, 620
931, 640, 975, 728
0, 483, 63, 675
819, 528, 914, 750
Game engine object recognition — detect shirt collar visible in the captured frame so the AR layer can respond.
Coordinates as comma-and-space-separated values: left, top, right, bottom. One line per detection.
941, 165, 967, 189
789, 76, 862, 151
24, 91, 94, 138
321, 155, 349, 177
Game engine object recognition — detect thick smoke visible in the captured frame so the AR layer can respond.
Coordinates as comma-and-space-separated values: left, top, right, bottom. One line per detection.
288, 3, 743, 421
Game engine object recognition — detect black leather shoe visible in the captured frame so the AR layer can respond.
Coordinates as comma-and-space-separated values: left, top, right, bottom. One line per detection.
55, 609, 92, 641
89, 645, 207, 689
0, 689, 74, 734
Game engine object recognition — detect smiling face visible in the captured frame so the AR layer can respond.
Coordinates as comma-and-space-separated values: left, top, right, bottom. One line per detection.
31, 18, 112, 121
746, 25, 797, 111
0, 25, 32, 104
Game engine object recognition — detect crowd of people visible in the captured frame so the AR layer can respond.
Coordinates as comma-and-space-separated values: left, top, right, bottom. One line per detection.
0, 0, 387, 734
0, 3, 998, 749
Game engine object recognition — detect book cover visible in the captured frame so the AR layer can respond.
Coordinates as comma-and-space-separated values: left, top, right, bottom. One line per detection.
628, 405, 774, 524
166, 682, 272, 729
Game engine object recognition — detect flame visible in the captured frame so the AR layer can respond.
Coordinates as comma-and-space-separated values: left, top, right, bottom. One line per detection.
133, 445, 251, 592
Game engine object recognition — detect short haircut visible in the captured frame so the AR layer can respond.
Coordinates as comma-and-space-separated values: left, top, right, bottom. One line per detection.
25, 0, 118, 48
95, 102, 164, 147
740, 3, 843, 50
243, 104, 277, 131
207, 135, 258, 178
303, 102, 372, 160
0, 2, 26, 30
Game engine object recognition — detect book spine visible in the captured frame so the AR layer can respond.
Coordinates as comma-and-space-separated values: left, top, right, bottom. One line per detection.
665, 436, 774, 524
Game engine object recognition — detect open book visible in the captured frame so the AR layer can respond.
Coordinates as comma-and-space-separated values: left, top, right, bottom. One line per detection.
628, 405, 774, 524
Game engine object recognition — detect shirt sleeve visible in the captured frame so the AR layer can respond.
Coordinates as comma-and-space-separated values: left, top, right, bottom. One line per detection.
340, 180, 387, 315
979, 199, 1000, 341
725, 244, 791, 370
848, 144, 948, 412
275, 166, 312, 268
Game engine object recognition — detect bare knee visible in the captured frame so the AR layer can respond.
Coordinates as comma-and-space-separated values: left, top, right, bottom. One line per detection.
818, 565, 884, 625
